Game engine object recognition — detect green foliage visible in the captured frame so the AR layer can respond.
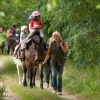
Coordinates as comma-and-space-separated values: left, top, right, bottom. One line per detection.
0, 0, 35, 29
0, 0, 100, 66
63, 62, 100, 100
41, 0, 100, 66
73, 32, 100, 66
0, 32, 6, 43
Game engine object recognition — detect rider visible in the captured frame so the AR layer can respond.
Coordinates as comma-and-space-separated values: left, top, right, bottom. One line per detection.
13, 25, 29, 58
26, 11, 44, 61
7, 27, 14, 37
28, 11, 44, 36
7, 25, 16, 38
14, 28, 20, 43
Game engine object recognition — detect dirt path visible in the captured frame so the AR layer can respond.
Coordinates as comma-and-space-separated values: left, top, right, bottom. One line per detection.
0, 57, 79, 100
35, 80, 79, 100
3, 89, 20, 100
0, 61, 20, 100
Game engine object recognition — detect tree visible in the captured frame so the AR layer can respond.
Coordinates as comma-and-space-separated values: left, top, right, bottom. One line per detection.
42, 0, 100, 66
0, 0, 35, 29
0, 0, 100, 66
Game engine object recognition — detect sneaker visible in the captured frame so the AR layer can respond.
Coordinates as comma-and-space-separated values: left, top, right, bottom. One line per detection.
48, 86, 52, 90
58, 92, 62, 95
46, 83, 49, 89
52, 89, 57, 94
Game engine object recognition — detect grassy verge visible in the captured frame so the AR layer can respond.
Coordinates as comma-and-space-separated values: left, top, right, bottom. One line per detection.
63, 61, 100, 100
5, 76, 61, 100
0, 31, 6, 100
0, 56, 62, 100
2, 56, 100, 100
0, 32, 6, 43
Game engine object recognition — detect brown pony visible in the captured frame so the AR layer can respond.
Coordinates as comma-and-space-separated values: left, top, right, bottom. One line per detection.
5, 36, 18, 55
21, 31, 46, 88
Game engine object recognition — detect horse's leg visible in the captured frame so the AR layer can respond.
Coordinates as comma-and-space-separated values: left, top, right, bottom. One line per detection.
23, 64, 27, 87
26, 68, 30, 81
1, 48, 3, 54
16, 64, 21, 85
9, 48, 12, 55
7, 46, 10, 55
40, 64, 44, 89
11, 48, 14, 55
2, 46, 4, 54
29, 66, 33, 88
33, 67, 37, 87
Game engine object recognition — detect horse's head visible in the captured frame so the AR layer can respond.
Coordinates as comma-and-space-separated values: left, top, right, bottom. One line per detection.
5, 36, 17, 54
32, 30, 42, 44
33, 35, 42, 44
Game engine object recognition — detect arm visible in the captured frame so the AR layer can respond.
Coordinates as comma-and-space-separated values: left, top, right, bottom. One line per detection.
38, 21, 44, 30
43, 43, 52, 64
26, 31, 34, 43
20, 33, 23, 42
60, 42, 68, 55
29, 21, 34, 29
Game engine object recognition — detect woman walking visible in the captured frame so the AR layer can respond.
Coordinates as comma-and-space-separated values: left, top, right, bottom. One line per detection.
43, 31, 68, 95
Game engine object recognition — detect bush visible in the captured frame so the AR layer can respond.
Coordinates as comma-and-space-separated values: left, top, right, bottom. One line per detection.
73, 31, 100, 66
42, 0, 100, 66
0, 0, 100, 66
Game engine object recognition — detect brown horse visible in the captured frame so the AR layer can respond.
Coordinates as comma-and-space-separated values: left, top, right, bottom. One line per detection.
5, 36, 18, 55
21, 32, 46, 88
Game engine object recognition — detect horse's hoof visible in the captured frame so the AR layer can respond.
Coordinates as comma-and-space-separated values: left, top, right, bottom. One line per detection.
22, 82, 27, 87
30, 85, 33, 88
19, 82, 21, 85
33, 83, 35, 87
40, 86, 44, 89
30, 83, 33, 88
30, 86, 33, 88
23, 84, 27, 87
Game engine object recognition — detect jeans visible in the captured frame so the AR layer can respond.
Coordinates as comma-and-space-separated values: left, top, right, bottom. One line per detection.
45, 65, 52, 85
51, 63, 64, 92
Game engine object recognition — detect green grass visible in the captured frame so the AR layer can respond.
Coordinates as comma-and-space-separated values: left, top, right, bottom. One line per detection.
0, 56, 62, 100
0, 44, 100, 100
5, 76, 61, 100
63, 61, 100, 100
0, 32, 7, 99
0, 32, 6, 43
